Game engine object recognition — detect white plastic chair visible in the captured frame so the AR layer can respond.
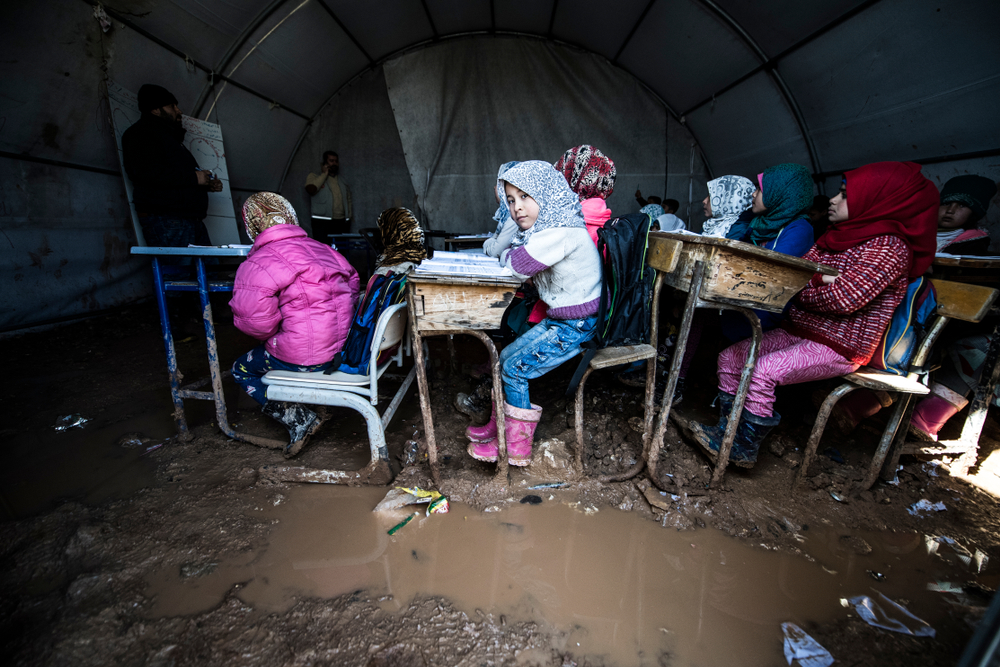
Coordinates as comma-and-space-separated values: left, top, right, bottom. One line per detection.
262, 302, 415, 474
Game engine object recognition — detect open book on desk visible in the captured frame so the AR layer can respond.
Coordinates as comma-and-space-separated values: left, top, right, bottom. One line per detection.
414, 250, 515, 278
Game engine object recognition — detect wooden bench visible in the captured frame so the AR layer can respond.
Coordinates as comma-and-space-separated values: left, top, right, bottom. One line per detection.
794, 279, 999, 491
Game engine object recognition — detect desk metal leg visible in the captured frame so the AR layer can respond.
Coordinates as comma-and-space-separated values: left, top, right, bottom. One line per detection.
151, 257, 191, 438
953, 323, 1000, 476
647, 261, 706, 487
407, 318, 509, 489
195, 259, 235, 439
712, 306, 762, 486
409, 318, 441, 486
465, 330, 509, 486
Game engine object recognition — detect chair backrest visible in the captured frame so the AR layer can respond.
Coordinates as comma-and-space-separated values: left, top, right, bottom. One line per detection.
375, 302, 408, 355
929, 279, 999, 323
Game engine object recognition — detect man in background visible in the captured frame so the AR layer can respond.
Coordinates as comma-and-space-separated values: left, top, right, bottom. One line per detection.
305, 151, 353, 242
122, 84, 223, 247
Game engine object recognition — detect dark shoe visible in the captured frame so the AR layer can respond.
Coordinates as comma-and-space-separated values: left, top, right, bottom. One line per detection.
711, 391, 736, 432
688, 403, 779, 469
455, 377, 493, 425
262, 400, 319, 455
616, 367, 648, 388
654, 377, 686, 406
728, 409, 780, 468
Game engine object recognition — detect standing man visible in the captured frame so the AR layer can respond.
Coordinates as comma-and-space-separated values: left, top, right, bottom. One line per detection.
305, 151, 353, 242
121, 84, 223, 247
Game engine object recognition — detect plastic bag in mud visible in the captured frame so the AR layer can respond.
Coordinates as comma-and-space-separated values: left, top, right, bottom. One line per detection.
54, 414, 89, 431
844, 592, 935, 637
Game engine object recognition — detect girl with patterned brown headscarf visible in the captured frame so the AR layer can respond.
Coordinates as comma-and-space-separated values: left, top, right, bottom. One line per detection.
242, 191, 300, 241
230, 191, 359, 455
375, 207, 427, 273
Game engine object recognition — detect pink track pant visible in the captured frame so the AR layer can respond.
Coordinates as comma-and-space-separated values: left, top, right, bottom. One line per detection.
717, 329, 859, 418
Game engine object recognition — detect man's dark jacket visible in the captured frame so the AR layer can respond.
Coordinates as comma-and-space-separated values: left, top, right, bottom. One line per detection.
121, 114, 208, 220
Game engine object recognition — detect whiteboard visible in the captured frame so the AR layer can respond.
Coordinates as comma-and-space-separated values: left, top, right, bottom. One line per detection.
107, 81, 240, 246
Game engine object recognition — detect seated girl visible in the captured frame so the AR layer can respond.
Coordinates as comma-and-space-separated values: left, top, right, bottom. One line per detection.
668, 166, 814, 402
466, 161, 603, 466
554, 144, 617, 244
935, 175, 997, 255
701, 174, 755, 238
718, 163, 815, 340
829, 175, 997, 433
688, 162, 938, 468
230, 192, 359, 453
373, 206, 427, 274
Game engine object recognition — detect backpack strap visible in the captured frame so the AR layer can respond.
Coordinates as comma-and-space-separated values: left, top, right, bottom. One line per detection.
564, 348, 598, 396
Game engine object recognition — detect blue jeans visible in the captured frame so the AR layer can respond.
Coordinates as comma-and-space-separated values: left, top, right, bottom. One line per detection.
232, 345, 335, 406
500, 315, 599, 409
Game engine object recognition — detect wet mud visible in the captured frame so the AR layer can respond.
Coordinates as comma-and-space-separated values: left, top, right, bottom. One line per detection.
2, 304, 1000, 665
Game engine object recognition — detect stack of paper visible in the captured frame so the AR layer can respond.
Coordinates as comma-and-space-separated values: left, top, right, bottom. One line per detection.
414, 251, 515, 278
935, 252, 998, 260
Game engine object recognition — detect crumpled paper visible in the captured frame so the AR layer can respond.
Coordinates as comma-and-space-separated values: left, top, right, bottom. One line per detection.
781, 622, 834, 667
908, 499, 946, 516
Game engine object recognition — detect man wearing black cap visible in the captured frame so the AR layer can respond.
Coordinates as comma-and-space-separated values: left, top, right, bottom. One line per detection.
122, 84, 224, 247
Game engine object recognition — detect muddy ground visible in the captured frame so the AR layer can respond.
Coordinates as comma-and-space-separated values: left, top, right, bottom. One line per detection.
2, 301, 999, 666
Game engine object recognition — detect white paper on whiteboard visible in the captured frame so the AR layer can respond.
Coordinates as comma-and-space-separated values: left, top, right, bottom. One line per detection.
106, 81, 240, 246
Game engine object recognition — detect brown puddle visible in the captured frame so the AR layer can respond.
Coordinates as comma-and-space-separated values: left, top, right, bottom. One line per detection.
145, 485, 983, 665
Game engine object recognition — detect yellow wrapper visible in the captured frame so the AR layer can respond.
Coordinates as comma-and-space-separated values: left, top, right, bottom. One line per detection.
397, 486, 442, 503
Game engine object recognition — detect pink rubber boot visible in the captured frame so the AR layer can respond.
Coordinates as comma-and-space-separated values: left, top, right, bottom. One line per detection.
466, 403, 498, 443
504, 403, 542, 467
910, 392, 965, 441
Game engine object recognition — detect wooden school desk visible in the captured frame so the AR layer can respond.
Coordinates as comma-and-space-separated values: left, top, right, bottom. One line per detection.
644, 232, 838, 486
130, 246, 284, 450
925, 256, 1000, 474
407, 273, 522, 487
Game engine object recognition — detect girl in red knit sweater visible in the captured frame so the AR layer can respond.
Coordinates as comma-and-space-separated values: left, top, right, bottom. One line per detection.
690, 162, 938, 467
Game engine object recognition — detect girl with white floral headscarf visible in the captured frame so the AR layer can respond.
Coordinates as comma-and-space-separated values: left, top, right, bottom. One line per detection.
701, 175, 755, 238
465, 161, 601, 469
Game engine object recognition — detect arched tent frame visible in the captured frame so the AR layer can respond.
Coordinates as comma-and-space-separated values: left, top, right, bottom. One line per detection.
1, 0, 998, 331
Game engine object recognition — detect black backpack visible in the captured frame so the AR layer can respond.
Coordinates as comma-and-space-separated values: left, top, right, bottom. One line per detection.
589, 212, 655, 348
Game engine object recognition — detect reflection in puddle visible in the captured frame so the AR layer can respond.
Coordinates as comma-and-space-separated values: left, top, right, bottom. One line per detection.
146, 485, 980, 665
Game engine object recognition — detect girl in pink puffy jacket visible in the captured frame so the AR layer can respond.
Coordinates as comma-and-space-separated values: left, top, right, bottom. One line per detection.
230, 192, 359, 453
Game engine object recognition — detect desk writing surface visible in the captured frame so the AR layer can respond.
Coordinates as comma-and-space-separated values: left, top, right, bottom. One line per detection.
932, 256, 1000, 287
408, 274, 520, 332
650, 231, 837, 314
131, 246, 250, 257
933, 256, 1000, 269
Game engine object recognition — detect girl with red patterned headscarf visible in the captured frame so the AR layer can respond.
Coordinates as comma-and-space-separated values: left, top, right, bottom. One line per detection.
553, 145, 617, 246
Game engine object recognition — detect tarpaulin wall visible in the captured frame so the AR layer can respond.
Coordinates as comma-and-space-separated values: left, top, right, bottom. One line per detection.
4, 0, 999, 332
286, 37, 709, 235
282, 67, 419, 237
